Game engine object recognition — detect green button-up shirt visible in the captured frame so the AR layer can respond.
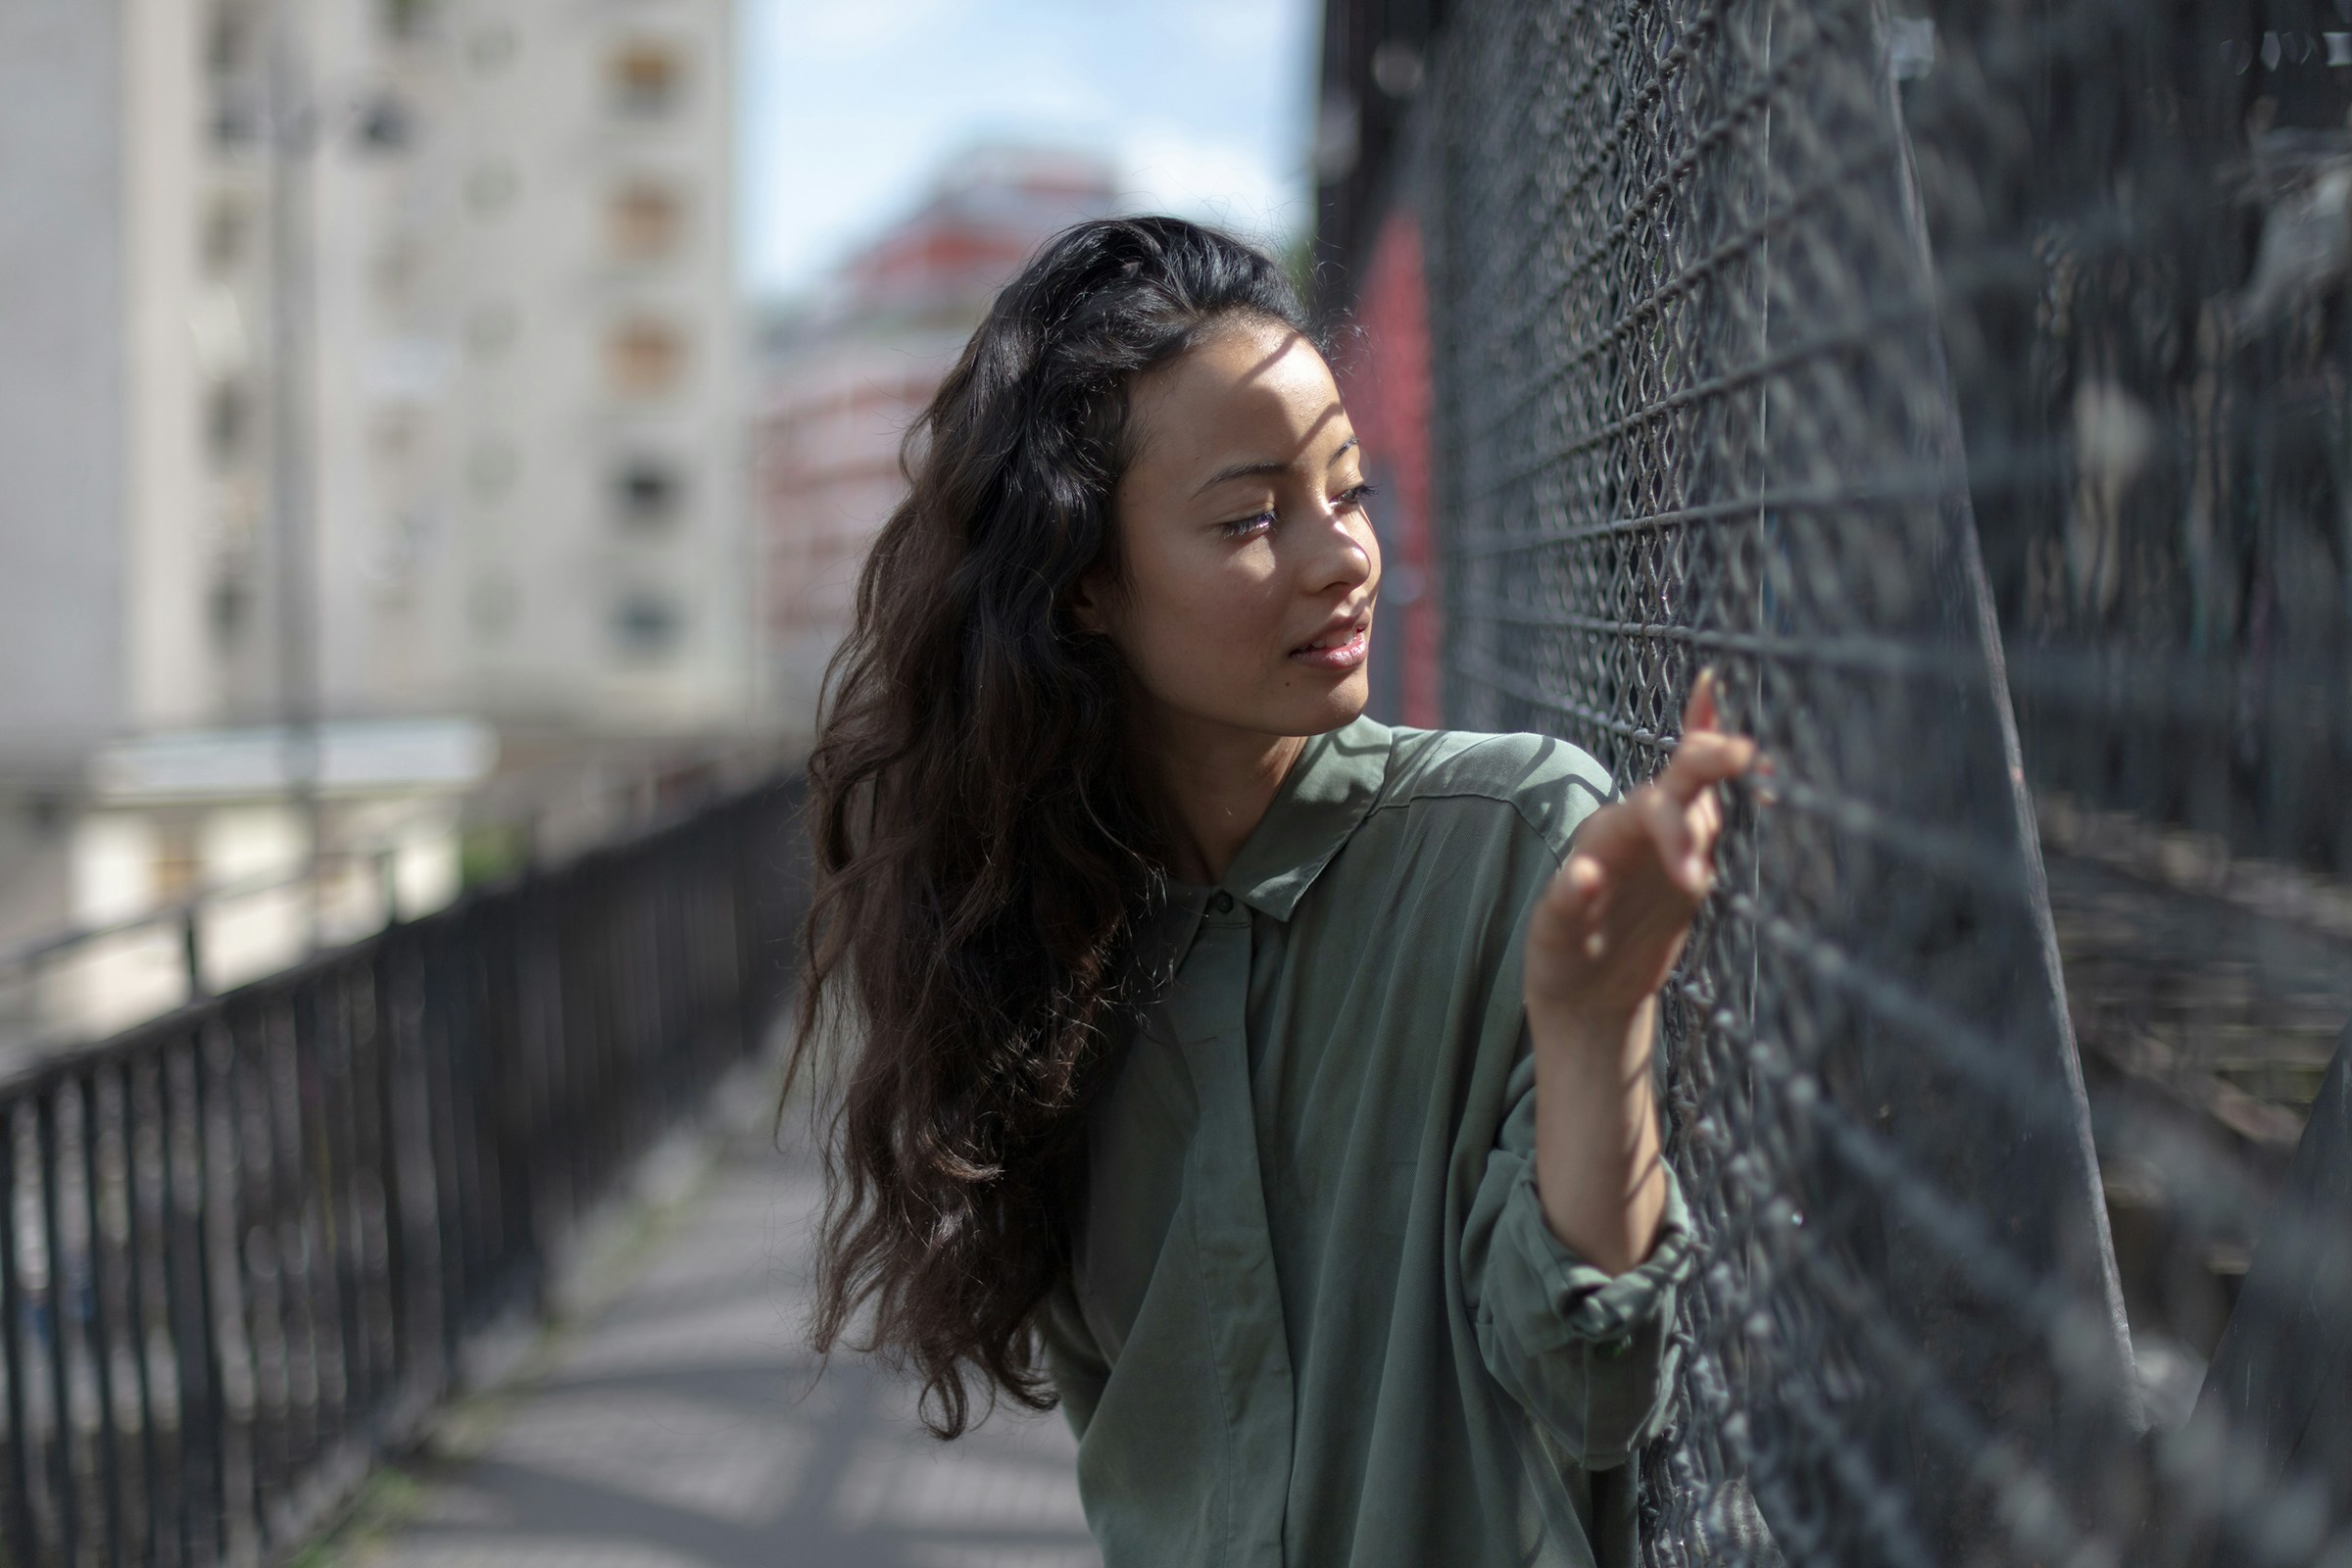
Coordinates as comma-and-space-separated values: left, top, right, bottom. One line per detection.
1039, 716, 1695, 1568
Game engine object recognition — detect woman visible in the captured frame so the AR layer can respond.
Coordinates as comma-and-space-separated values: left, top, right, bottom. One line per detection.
789, 217, 1753, 1567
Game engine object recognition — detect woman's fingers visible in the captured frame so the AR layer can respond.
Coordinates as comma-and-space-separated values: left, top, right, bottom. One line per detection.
1577, 857, 1611, 957
1690, 788, 1722, 856
1665, 667, 1760, 808
1684, 666, 1720, 735
1537, 850, 1612, 960
1564, 853, 1606, 917
1546, 711, 1744, 970
1639, 784, 1707, 898
1661, 729, 1756, 807
1528, 673, 1752, 1007
1541, 848, 1608, 921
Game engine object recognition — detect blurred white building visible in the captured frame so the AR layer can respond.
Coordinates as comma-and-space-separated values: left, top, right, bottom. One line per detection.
0, 0, 746, 1045
755, 146, 1120, 734
397, 0, 749, 732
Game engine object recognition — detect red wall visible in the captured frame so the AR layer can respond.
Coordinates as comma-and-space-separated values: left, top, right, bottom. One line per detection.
1337, 210, 1444, 729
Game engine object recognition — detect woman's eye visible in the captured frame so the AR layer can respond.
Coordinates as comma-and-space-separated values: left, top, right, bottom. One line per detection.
1338, 481, 1379, 511
1222, 509, 1277, 538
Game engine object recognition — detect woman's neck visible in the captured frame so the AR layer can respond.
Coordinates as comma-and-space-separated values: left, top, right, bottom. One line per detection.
1133, 712, 1306, 886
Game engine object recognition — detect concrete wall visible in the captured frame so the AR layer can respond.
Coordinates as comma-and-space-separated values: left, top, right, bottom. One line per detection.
123, 0, 209, 736
0, 0, 128, 768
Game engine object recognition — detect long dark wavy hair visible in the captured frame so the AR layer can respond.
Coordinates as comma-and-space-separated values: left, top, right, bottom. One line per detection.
784, 217, 1313, 1437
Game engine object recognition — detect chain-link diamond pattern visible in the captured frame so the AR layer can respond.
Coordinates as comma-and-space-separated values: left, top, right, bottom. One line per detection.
1414, 2, 2352, 1562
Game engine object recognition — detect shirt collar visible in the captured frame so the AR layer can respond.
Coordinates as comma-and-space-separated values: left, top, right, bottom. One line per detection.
1218, 714, 1393, 922
1122, 715, 1395, 993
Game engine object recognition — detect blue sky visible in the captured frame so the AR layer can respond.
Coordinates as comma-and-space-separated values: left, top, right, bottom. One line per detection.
737, 0, 1322, 301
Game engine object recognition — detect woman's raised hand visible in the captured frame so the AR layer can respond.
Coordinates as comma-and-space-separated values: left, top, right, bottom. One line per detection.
1524, 670, 1757, 1037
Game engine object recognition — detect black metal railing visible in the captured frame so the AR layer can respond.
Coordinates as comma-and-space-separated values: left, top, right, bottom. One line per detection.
0, 777, 807, 1568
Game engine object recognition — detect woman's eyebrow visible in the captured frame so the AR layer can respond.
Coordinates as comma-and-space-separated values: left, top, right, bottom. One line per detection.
1192, 436, 1361, 498
1192, 458, 1290, 497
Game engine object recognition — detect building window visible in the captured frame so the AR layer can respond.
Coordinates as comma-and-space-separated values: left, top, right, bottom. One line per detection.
207, 2, 257, 74
466, 21, 517, 72
614, 458, 685, 528
154, 819, 202, 904
357, 93, 414, 152
209, 574, 249, 650
611, 590, 682, 660
206, 380, 251, 468
207, 3, 263, 145
607, 179, 686, 262
605, 318, 688, 397
609, 40, 687, 117
382, 0, 436, 40
211, 99, 262, 148
202, 197, 249, 273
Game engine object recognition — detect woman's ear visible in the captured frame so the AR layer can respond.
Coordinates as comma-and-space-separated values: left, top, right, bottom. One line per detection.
1067, 570, 1112, 638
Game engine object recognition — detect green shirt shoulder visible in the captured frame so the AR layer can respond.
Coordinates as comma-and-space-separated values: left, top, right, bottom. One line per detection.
1376, 724, 1618, 860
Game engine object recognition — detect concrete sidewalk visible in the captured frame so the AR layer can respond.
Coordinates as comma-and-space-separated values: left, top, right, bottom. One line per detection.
332, 1106, 1099, 1568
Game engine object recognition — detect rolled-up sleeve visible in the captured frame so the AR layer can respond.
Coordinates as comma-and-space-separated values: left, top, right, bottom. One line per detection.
1462, 1052, 1695, 1469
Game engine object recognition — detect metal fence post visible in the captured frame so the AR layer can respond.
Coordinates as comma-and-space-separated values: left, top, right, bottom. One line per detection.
1, 1110, 40, 1566
0, 777, 807, 1565
2170, 1022, 2352, 1563
182, 910, 205, 1006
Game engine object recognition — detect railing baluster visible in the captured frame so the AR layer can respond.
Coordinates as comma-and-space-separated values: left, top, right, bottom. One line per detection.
116, 1058, 166, 1568
418, 923, 467, 1365
156, 1044, 203, 1567
77, 1072, 122, 1568
2, 1105, 43, 1567
268, 988, 329, 1512
35, 1091, 80, 1568
222, 1000, 285, 1544
318, 966, 371, 1436
352, 963, 391, 1421
176, 1029, 229, 1568
370, 935, 420, 1406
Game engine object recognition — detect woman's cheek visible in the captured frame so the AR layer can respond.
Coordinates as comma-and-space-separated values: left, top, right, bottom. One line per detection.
1171, 590, 1265, 707
1216, 581, 1286, 673
1136, 589, 1222, 689
1175, 590, 1251, 677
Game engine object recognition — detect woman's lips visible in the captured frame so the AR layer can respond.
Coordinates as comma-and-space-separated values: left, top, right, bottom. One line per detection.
1289, 625, 1370, 671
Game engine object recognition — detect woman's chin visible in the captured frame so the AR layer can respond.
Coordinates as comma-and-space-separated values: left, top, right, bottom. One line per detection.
1146, 670, 1374, 745
1285, 673, 1372, 735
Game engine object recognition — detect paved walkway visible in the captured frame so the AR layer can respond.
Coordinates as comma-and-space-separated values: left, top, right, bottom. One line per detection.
339, 1102, 1099, 1568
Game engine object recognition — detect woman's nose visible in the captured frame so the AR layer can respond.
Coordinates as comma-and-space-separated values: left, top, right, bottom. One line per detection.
1306, 504, 1377, 596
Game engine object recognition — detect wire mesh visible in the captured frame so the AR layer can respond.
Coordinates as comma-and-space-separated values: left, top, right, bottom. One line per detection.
1403, 1, 2352, 1562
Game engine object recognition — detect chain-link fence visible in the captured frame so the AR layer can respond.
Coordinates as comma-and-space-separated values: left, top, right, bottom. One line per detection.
1325, 1, 2352, 1562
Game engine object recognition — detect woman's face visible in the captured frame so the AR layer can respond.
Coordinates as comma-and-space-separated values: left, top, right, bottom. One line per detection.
1079, 316, 1381, 749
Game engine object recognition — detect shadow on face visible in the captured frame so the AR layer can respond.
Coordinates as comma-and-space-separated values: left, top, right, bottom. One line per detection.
1073, 316, 1384, 755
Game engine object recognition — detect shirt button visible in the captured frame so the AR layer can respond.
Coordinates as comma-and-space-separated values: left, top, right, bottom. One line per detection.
1208, 891, 1234, 914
